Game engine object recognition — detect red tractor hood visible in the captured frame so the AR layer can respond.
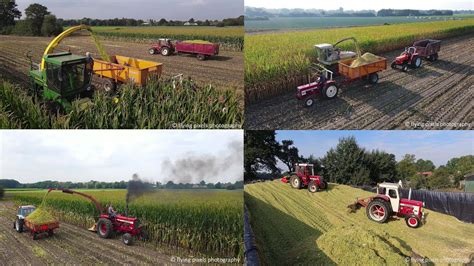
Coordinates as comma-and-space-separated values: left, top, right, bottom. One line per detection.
400, 198, 423, 207
115, 215, 137, 223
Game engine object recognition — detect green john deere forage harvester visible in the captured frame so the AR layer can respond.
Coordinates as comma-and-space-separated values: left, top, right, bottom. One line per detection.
29, 52, 94, 112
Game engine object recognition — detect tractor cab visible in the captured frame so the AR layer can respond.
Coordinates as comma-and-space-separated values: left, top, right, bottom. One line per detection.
315, 43, 357, 66
29, 52, 94, 111
377, 182, 402, 212
295, 163, 314, 177
17, 205, 36, 219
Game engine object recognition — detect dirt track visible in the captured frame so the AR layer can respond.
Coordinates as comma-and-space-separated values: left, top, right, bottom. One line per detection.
245, 34, 473, 129
0, 34, 243, 92
0, 201, 172, 265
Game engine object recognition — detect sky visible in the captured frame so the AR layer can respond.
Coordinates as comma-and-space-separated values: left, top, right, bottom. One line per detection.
0, 130, 243, 184
245, 0, 473, 10
16, 0, 243, 20
276, 130, 473, 169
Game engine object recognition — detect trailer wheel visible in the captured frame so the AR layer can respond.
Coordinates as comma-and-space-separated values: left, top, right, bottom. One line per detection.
405, 215, 420, 228
303, 96, 315, 107
161, 47, 171, 56
139, 231, 148, 241
122, 233, 133, 246
48, 230, 54, 237
103, 79, 117, 93
308, 180, 319, 193
323, 84, 338, 99
148, 48, 156, 55
402, 64, 408, 72
289, 175, 302, 189
366, 199, 390, 223
15, 218, 24, 233
33, 232, 38, 240
197, 54, 206, 61
97, 218, 113, 239
368, 73, 379, 84
412, 56, 422, 68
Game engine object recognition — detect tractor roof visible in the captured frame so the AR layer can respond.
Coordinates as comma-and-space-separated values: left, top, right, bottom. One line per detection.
296, 163, 314, 167
315, 44, 332, 49
378, 182, 400, 189
44, 52, 87, 65
20, 205, 36, 209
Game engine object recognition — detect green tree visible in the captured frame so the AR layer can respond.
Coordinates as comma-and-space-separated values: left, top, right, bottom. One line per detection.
367, 150, 397, 184
446, 155, 474, 175
0, 186, 4, 199
321, 136, 370, 185
428, 166, 452, 189
277, 140, 300, 173
0, 0, 21, 33
409, 174, 427, 189
244, 130, 280, 181
41, 14, 62, 36
396, 154, 417, 181
415, 159, 435, 172
25, 3, 49, 35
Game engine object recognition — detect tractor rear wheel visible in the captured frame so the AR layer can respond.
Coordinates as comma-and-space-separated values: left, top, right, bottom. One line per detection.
368, 73, 379, 84
366, 199, 390, 223
103, 79, 117, 93
405, 215, 421, 228
161, 47, 171, 56
412, 56, 422, 68
323, 84, 338, 99
289, 175, 302, 189
15, 218, 24, 233
122, 233, 133, 245
303, 96, 315, 107
148, 48, 156, 55
97, 218, 113, 239
308, 180, 319, 193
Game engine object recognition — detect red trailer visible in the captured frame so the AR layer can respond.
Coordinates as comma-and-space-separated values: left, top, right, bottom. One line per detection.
149, 38, 219, 60
413, 39, 441, 61
14, 205, 59, 240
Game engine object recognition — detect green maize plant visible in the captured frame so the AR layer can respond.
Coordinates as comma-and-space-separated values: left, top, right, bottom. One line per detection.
11, 189, 244, 258
245, 19, 474, 103
0, 77, 243, 129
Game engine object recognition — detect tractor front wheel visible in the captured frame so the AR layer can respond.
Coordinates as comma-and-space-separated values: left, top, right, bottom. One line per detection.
303, 96, 315, 107
402, 64, 408, 72
308, 180, 319, 193
97, 218, 113, 239
323, 84, 338, 99
289, 175, 302, 189
148, 48, 156, 55
122, 233, 133, 246
366, 199, 390, 223
405, 215, 421, 228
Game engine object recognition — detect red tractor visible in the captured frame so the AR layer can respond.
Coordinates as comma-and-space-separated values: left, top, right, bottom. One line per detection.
348, 182, 425, 228
149, 38, 219, 60
281, 163, 328, 192
47, 188, 146, 245
391, 46, 423, 72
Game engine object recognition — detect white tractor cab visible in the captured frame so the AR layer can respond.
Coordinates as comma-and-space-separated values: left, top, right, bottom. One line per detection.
14, 205, 36, 232
315, 37, 361, 67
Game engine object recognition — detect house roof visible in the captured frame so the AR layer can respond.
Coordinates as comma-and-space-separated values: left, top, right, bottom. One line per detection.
465, 174, 474, 181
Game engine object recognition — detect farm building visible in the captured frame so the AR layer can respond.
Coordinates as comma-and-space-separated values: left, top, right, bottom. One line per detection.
184, 22, 198, 26
464, 174, 474, 193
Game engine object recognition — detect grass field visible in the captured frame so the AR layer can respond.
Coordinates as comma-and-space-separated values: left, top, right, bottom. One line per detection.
91, 26, 244, 51
8, 189, 243, 257
0, 78, 242, 129
245, 19, 474, 103
245, 180, 474, 265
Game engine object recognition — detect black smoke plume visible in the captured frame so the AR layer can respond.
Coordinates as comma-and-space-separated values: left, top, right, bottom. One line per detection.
125, 174, 153, 215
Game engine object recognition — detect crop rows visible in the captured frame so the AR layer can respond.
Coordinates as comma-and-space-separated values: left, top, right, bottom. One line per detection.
92, 26, 244, 51
245, 19, 474, 103
11, 189, 243, 258
0, 78, 243, 129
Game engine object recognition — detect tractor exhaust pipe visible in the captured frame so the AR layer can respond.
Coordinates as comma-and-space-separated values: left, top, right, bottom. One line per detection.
408, 188, 412, 200
125, 202, 129, 216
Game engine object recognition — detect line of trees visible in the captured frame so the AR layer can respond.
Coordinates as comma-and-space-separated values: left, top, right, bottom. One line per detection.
0, 179, 244, 190
0, 1, 62, 36
60, 16, 244, 27
377, 9, 454, 17
244, 131, 473, 190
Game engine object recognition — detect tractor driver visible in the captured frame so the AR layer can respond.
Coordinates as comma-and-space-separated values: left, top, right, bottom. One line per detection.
108, 204, 117, 218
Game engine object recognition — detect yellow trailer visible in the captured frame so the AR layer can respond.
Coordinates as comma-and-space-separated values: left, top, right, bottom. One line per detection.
93, 55, 163, 90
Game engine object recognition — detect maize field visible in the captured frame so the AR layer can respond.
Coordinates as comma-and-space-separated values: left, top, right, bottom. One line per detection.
10, 189, 243, 258
245, 180, 474, 265
91, 26, 244, 51
0, 78, 242, 129
245, 19, 474, 103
